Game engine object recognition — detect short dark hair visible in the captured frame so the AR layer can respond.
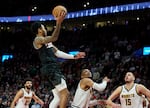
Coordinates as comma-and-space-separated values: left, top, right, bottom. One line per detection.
24, 77, 32, 84
31, 22, 42, 34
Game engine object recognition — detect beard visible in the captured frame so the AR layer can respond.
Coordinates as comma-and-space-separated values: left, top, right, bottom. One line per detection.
125, 80, 133, 83
25, 86, 31, 90
125, 81, 130, 83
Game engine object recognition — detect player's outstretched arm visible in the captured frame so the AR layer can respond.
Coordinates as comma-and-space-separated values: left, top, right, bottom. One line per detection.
34, 11, 66, 46
10, 89, 23, 108
85, 77, 110, 92
49, 11, 66, 42
53, 45, 86, 59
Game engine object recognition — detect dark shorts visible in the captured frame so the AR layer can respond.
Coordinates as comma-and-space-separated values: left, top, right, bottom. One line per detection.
40, 63, 65, 87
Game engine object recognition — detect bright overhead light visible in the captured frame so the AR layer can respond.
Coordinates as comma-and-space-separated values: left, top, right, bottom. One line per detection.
84, 4, 87, 7
87, 2, 89, 5
32, 8, 34, 12
34, 6, 37, 9
1, 27, 4, 29
107, 21, 110, 23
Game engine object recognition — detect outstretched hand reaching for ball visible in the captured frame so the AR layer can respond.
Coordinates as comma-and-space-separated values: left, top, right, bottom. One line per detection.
56, 11, 66, 24
74, 52, 86, 59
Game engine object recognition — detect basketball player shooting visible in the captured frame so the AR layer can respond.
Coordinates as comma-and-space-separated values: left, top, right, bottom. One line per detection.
31, 6, 86, 108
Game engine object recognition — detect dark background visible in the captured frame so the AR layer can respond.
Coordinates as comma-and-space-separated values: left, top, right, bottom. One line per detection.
0, 0, 149, 16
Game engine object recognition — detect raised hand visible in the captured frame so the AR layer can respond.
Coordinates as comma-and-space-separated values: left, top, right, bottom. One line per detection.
103, 76, 111, 83
56, 11, 67, 24
74, 52, 86, 59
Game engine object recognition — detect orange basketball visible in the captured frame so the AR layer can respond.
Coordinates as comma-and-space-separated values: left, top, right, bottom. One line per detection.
52, 5, 67, 18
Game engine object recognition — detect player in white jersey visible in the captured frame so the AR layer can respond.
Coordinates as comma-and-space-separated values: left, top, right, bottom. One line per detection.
119, 83, 143, 108
106, 72, 150, 108
71, 69, 110, 108
10, 78, 44, 108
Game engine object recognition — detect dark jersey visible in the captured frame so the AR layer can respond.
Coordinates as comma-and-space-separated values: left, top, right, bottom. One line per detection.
37, 43, 65, 86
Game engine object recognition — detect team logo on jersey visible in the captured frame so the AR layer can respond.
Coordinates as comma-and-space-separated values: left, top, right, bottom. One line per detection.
121, 94, 135, 98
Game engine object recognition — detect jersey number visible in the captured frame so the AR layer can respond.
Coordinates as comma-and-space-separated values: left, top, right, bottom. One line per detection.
125, 99, 131, 106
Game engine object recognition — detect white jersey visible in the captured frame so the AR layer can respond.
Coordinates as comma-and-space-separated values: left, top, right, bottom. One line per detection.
120, 83, 143, 108
15, 88, 33, 108
71, 81, 92, 108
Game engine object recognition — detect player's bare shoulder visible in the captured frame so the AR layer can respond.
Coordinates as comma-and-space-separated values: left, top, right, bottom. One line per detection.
82, 78, 93, 83
34, 36, 45, 44
81, 78, 93, 87
136, 84, 146, 92
19, 88, 24, 93
31, 91, 36, 96
16, 88, 24, 97
33, 36, 44, 49
114, 85, 122, 93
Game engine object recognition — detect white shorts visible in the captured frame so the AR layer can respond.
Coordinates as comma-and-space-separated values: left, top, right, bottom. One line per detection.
55, 78, 67, 91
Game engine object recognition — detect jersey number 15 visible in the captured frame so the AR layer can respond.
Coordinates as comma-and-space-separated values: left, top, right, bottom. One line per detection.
125, 99, 131, 106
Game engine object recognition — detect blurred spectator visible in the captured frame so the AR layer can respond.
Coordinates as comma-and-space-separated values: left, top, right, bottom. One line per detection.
0, 98, 5, 108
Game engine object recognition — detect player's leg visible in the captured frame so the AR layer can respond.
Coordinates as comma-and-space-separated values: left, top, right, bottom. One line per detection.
59, 88, 69, 108
49, 89, 60, 108
55, 78, 69, 108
